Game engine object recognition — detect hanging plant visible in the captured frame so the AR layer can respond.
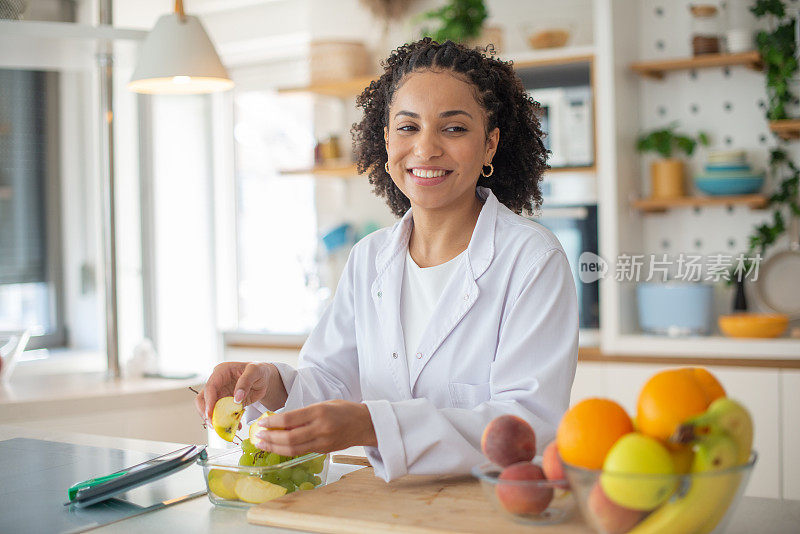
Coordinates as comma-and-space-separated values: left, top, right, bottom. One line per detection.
751, 0, 798, 120
726, 1, 800, 285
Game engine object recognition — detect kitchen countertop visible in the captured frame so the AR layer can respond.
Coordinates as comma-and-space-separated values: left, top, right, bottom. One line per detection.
2, 425, 798, 534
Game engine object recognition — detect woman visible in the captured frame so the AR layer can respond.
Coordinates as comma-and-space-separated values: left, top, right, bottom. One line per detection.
196, 38, 578, 482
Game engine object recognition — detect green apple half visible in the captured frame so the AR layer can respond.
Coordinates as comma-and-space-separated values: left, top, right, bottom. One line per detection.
601, 433, 677, 511
211, 396, 244, 442
248, 410, 277, 449
208, 469, 240, 500
234, 475, 287, 504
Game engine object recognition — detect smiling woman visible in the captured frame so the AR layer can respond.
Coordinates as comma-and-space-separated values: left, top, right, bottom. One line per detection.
196, 38, 578, 483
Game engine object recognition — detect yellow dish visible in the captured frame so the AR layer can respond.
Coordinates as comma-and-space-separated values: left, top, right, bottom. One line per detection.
718, 313, 789, 338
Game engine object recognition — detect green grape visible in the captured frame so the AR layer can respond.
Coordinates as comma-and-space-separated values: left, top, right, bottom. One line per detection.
238, 453, 255, 467
310, 475, 322, 486
278, 480, 295, 493
265, 452, 282, 466
306, 456, 325, 474
240, 439, 258, 454
298, 482, 315, 491
291, 468, 308, 485
275, 468, 293, 482
261, 471, 280, 485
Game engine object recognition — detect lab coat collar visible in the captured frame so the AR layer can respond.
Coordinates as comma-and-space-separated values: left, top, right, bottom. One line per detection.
373, 186, 498, 280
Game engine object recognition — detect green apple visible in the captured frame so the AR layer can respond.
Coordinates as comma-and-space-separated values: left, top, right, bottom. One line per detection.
208, 469, 240, 500
248, 410, 278, 449
211, 396, 244, 442
601, 433, 677, 511
234, 475, 287, 504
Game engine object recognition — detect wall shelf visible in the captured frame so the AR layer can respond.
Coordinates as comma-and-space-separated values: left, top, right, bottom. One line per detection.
276, 46, 596, 98
280, 161, 362, 177
768, 119, 800, 141
504, 45, 595, 69
278, 76, 376, 98
631, 194, 768, 212
280, 163, 595, 178
629, 51, 763, 80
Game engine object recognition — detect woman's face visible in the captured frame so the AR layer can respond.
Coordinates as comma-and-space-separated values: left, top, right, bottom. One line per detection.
384, 69, 499, 213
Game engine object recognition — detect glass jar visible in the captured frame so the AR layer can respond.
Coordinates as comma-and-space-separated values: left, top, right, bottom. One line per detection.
690, 4, 723, 56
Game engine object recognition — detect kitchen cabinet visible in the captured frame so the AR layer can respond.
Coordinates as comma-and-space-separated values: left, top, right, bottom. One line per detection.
781, 370, 800, 500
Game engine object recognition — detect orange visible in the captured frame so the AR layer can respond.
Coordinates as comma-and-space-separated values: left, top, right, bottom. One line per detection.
636, 367, 725, 443
690, 367, 726, 402
557, 398, 634, 470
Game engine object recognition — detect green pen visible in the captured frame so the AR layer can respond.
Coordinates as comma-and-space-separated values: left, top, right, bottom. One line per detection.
67, 471, 128, 501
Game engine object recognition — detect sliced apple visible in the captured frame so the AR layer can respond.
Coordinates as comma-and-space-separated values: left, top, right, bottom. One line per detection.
211, 396, 244, 442
234, 475, 287, 504
249, 410, 278, 449
208, 469, 240, 500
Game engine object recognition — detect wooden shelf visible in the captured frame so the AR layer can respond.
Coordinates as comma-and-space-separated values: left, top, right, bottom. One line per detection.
769, 119, 800, 141
505, 45, 595, 69
278, 76, 377, 98
546, 165, 596, 174
630, 51, 763, 80
631, 194, 768, 212
276, 47, 596, 97
280, 161, 362, 177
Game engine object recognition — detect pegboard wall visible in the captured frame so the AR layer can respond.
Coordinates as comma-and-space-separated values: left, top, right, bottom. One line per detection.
634, 0, 800, 301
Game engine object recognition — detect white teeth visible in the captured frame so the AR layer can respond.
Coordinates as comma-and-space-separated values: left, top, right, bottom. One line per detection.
410, 168, 449, 178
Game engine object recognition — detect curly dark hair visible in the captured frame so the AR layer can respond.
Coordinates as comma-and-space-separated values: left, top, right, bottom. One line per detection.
351, 37, 549, 218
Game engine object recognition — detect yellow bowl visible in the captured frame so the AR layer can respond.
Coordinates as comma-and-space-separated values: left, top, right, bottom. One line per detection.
718, 313, 789, 338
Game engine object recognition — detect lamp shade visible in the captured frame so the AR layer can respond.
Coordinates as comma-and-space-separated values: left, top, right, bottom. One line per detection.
128, 13, 234, 94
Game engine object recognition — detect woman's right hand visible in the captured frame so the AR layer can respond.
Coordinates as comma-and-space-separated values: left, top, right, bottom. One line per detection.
195, 362, 281, 422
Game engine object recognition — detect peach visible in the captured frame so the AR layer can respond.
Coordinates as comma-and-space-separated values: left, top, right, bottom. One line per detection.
481, 415, 536, 467
542, 441, 568, 488
496, 462, 553, 515
587, 483, 644, 534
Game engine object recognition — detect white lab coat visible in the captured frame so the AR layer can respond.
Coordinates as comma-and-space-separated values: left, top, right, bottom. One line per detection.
254, 186, 578, 481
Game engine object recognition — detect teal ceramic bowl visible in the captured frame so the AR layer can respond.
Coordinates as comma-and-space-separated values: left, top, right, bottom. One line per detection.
694, 174, 764, 195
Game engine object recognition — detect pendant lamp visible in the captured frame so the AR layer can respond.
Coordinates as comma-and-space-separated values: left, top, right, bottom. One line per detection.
128, 0, 234, 94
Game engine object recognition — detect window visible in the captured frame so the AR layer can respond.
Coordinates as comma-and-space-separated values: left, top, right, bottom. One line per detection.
0, 69, 66, 349
233, 90, 323, 333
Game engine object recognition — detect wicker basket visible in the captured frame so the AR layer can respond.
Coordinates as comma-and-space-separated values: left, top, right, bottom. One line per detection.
310, 41, 371, 85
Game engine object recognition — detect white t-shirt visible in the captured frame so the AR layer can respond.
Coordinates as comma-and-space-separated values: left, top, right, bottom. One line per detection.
400, 248, 466, 379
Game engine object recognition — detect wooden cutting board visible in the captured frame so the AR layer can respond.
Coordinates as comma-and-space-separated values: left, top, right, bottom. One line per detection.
247, 466, 593, 533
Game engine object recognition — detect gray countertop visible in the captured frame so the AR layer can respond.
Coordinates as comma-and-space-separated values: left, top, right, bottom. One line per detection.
2, 425, 798, 534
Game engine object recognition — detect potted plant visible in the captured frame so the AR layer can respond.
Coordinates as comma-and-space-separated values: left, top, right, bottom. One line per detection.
636, 123, 709, 199
416, 0, 502, 52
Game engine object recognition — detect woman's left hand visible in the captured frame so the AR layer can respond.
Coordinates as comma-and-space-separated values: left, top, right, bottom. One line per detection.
253, 400, 377, 456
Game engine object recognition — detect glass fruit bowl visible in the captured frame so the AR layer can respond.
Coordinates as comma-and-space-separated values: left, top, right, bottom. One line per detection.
563, 452, 757, 534
197, 448, 329, 508
471, 461, 576, 525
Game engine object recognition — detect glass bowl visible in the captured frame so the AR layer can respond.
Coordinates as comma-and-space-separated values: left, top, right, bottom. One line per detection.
563, 452, 757, 534
471, 461, 576, 525
197, 448, 329, 508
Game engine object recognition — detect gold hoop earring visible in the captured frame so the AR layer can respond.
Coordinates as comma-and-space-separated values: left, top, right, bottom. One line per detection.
481, 163, 494, 177
385, 162, 390, 174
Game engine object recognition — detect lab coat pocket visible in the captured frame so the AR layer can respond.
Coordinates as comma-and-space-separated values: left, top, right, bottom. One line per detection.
448, 382, 491, 409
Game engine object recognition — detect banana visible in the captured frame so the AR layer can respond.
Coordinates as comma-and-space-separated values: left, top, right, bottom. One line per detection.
628, 433, 739, 534
673, 398, 753, 465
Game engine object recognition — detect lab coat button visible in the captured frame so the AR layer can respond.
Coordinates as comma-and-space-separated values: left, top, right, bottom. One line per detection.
416, 352, 423, 359
392, 352, 398, 359
464, 294, 469, 300
377, 291, 382, 298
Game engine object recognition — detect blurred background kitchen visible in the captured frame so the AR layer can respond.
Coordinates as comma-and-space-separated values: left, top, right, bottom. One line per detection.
1, 0, 799, 502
